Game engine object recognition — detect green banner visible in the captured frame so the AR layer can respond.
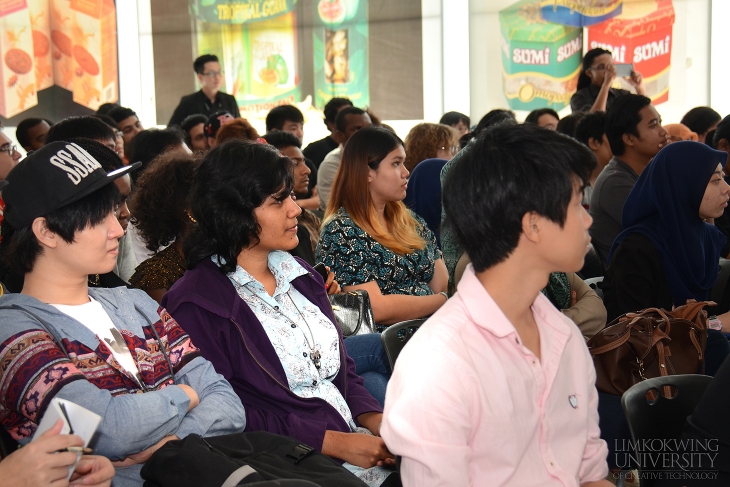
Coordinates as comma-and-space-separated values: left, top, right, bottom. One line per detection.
193, 0, 301, 116
313, 0, 369, 109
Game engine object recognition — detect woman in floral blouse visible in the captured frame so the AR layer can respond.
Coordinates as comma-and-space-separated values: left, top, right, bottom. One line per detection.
316, 126, 449, 325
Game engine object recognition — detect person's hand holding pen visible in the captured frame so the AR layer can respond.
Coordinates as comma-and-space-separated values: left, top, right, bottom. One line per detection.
0, 419, 114, 487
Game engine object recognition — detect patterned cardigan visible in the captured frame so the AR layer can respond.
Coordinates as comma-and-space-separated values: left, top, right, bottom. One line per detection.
0, 288, 245, 462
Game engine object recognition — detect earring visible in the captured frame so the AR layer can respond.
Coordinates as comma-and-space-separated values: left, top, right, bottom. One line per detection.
186, 210, 197, 224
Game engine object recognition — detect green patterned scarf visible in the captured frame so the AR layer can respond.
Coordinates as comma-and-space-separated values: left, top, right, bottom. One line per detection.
542, 272, 571, 310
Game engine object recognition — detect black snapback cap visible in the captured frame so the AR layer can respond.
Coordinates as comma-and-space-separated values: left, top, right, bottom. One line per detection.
3, 140, 140, 229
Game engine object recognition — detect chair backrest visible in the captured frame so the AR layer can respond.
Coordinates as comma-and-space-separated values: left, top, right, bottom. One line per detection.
380, 319, 425, 370
584, 276, 604, 301
621, 374, 713, 486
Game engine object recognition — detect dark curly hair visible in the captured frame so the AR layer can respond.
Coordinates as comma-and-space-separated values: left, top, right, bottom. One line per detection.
184, 140, 293, 273
129, 154, 199, 253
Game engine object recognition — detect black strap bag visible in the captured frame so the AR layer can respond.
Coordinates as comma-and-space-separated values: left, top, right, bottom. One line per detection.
327, 290, 379, 336
140, 431, 367, 487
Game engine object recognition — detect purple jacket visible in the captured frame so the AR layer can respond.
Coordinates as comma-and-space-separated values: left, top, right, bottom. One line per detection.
161, 257, 382, 452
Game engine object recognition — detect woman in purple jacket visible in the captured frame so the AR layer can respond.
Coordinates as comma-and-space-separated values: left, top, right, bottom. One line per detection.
162, 140, 398, 487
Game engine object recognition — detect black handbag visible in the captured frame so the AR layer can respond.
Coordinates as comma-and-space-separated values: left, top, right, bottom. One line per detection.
327, 290, 378, 336
140, 432, 367, 487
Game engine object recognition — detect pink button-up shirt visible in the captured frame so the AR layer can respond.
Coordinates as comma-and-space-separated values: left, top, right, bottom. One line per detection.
381, 266, 609, 486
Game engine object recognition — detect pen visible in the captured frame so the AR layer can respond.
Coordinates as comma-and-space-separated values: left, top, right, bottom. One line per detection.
62, 446, 94, 454
59, 402, 74, 435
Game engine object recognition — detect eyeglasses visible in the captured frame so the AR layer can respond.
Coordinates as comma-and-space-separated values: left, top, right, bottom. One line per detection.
0, 145, 17, 156
202, 71, 224, 78
441, 146, 459, 155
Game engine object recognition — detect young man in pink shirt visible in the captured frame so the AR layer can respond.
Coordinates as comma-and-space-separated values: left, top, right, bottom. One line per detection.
381, 124, 611, 486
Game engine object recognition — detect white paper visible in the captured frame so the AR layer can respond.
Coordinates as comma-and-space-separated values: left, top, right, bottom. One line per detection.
32, 398, 102, 479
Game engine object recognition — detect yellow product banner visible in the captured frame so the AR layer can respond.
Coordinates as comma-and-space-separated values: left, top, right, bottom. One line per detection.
215, 0, 290, 23
505, 83, 574, 105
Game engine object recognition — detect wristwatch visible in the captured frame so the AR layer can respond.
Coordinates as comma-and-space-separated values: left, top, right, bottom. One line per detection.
708, 315, 723, 331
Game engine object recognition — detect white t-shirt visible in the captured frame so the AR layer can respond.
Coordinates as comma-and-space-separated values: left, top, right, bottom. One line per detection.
51, 297, 141, 385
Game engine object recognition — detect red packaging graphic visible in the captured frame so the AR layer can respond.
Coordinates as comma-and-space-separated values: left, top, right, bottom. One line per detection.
587, 0, 675, 104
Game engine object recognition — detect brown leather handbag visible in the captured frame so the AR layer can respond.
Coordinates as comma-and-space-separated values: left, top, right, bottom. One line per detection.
587, 300, 710, 396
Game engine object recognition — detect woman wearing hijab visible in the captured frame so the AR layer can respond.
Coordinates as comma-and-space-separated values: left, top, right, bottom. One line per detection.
599, 141, 730, 473
603, 141, 730, 372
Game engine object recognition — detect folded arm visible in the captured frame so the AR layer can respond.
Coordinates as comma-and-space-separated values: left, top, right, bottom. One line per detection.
344, 280, 447, 325
562, 272, 607, 340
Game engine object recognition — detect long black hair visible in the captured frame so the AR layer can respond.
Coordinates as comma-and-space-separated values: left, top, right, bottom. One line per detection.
681, 107, 721, 137
184, 140, 293, 274
577, 48, 612, 91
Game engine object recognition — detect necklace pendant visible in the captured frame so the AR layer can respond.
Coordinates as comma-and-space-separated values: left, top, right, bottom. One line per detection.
311, 350, 321, 370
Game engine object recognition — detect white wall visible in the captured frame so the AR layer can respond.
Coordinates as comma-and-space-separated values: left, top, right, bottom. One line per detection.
117, 0, 157, 128
711, 0, 730, 117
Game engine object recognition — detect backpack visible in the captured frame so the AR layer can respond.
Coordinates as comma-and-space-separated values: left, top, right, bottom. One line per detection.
140, 431, 370, 487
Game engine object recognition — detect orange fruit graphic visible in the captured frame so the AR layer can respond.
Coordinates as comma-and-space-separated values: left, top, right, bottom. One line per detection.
5, 48, 32, 75
73, 45, 99, 76
33, 30, 50, 57
51, 30, 72, 57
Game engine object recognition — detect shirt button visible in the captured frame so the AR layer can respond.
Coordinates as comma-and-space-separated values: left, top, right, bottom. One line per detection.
291, 324, 296, 328
274, 306, 280, 310
533, 360, 536, 365
303, 352, 308, 357
313, 380, 318, 386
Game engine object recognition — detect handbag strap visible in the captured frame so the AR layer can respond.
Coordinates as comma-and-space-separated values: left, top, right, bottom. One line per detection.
590, 308, 671, 356
590, 326, 634, 355
689, 328, 706, 374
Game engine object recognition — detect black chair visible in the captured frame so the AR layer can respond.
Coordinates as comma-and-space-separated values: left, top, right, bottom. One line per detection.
620, 374, 713, 486
0, 426, 19, 459
380, 319, 425, 370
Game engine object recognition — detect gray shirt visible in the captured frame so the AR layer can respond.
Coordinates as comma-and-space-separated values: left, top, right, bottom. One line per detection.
589, 156, 640, 268
317, 146, 342, 212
